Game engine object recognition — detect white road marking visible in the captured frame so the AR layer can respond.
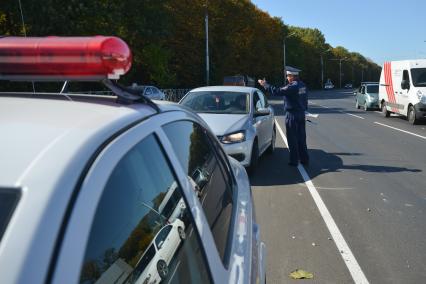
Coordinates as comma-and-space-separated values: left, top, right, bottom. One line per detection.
374, 111, 382, 114
346, 113, 365, 120
374, 122, 426, 140
316, 187, 353, 191
275, 118, 369, 284
315, 103, 365, 119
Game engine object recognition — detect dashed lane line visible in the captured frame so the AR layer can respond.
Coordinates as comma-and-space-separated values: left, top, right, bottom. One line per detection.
374, 122, 426, 140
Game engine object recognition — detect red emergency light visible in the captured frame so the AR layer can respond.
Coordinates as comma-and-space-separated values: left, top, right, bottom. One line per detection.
0, 36, 132, 81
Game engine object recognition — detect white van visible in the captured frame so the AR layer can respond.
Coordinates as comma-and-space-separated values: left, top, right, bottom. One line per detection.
379, 59, 426, 124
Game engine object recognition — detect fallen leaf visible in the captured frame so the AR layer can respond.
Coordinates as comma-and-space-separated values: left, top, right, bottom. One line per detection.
289, 269, 314, 279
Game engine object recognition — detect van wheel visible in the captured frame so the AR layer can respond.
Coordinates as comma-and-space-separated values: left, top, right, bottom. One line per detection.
408, 105, 417, 124
355, 100, 360, 109
157, 260, 169, 279
381, 102, 390, 117
178, 227, 186, 240
247, 140, 259, 175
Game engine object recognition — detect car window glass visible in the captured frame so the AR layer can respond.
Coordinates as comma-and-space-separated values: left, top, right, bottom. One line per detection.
145, 88, 152, 95
0, 188, 21, 242
253, 92, 263, 110
361, 86, 365, 94
256, 91, 266, 108
258, 90, 268, 107
163, 121, 234, 266
79, 134, 211, 284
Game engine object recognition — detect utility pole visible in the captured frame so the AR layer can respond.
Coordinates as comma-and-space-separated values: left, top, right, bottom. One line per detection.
320, 48, 331, 88
330, 57, 348, 88
205, 1, 209, 86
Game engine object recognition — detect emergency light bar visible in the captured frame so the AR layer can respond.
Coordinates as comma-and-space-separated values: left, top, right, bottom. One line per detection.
0, 36, 132, 81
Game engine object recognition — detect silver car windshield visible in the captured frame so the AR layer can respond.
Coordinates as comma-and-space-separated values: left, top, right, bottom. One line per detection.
181, 91, 249, 114
366, 85, 379, 93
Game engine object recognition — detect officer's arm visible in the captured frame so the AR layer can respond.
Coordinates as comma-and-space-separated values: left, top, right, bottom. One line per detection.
266, 83, 298, 97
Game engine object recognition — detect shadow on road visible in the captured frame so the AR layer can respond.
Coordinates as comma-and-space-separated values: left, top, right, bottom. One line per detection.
250, 148, 421, 187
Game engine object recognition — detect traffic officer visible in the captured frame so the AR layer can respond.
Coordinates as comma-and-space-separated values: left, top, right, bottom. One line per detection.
258, 69, 309, 166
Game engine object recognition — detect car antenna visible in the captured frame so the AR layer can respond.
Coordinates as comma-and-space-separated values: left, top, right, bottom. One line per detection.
59, 81, 73, 101
102, 79, 161, 112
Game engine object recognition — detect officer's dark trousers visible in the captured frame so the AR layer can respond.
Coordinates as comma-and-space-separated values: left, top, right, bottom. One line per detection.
285, 111, 309, 164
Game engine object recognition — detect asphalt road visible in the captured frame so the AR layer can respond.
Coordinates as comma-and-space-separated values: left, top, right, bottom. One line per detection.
252, 89, 426, 283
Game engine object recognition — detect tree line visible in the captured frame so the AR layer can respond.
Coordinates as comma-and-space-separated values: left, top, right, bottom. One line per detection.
1, 0, 381, 90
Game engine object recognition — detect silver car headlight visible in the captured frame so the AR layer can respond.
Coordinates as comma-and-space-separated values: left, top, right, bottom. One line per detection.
221, 131, 246, 144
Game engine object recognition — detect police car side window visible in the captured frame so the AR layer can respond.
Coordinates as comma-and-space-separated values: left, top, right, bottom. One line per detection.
253, 92, 263, 110
257, 91, 268, 107
79, 134, 211, 284
163, 121, 234, 266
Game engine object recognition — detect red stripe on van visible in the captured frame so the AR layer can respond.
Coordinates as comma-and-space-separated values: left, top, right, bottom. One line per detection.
384, 62, 398, 112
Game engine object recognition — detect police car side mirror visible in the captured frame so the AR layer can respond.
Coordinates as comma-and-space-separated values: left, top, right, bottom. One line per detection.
401, 80, 410, 90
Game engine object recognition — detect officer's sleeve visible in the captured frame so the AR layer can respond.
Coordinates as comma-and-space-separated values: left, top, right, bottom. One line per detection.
267, 83, 299, 97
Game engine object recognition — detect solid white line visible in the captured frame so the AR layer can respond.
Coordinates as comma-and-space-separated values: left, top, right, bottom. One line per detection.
275, 119, 369, 284
374, 122, 426, 140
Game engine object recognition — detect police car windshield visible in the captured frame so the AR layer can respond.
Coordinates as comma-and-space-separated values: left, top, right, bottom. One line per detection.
0, 189, 20, 242
411, 68, 426, 87
181, 91, 249, 114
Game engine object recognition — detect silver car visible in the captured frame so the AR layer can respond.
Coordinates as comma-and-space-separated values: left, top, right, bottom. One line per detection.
0, 36, 266, 284
130, 84, 166, 100
355, 83, 379, 110
179, 86, 276, 172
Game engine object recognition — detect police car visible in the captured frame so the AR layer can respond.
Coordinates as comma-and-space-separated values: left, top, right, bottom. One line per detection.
0, 36, 266, 284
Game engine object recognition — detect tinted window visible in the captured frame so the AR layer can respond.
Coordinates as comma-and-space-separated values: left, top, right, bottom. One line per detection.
411, 68, 426, 87
80, 134, 211, 284
163, 121, 234, 265
0, 188, 20, 242
366, 85, 379, 93
253, 92, 263, 110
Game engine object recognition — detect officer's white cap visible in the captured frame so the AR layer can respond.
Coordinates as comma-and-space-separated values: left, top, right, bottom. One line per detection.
285, 66, 301, 76
286, 70, 299, 76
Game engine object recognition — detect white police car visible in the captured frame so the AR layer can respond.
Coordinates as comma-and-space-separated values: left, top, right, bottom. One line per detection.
0, 36, 265, 284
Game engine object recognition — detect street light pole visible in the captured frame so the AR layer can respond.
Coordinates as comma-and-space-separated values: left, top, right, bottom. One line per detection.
320, 48, 331, 88
283, 32, 296, 80
330, 57, 348, 88
205, 4, 209, 86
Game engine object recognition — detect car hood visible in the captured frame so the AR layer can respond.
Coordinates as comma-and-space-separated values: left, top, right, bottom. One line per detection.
198, 113, 249, 136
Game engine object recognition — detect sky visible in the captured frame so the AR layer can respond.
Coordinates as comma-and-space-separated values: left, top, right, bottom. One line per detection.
251, 0, 426, 66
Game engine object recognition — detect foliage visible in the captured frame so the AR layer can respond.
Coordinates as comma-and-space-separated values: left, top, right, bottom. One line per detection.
0, 0, 381, 90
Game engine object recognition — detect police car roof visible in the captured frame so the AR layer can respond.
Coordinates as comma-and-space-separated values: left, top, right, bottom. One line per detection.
0, 93, 181, 187
190, 85, 257, 93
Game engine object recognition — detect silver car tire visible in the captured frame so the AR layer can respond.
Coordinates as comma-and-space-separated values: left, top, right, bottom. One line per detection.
266, 128, 276, 154
247, 140, 259, 174
355, 100, 360, 109
178, 227, 186, 240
